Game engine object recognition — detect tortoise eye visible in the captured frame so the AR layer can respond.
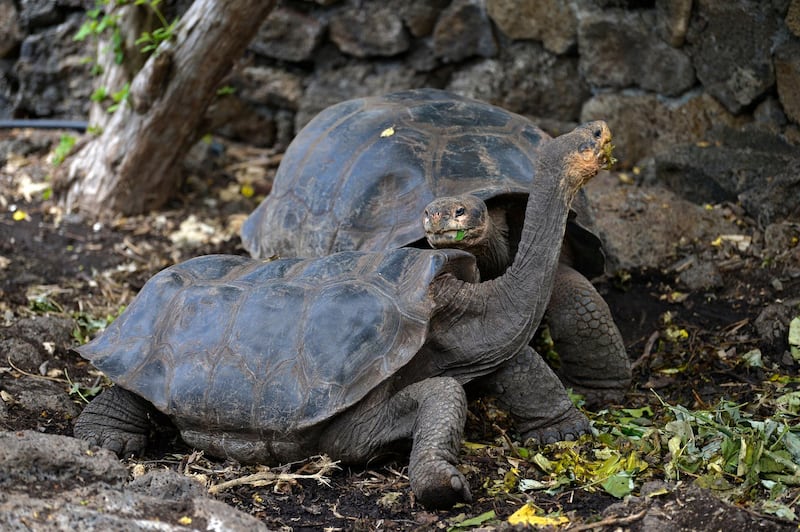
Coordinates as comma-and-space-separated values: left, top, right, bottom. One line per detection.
455, 207, 466, 217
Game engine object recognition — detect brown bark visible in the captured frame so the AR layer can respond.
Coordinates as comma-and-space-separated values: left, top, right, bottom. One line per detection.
57, 0, 275, 218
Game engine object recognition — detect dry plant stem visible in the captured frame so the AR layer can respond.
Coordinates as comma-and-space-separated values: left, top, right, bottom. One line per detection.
208, 456, 340, 494
565, 508, 647, 531
58, 0, 277, 218
631, 330, 660, 371
7, 356, 64, 383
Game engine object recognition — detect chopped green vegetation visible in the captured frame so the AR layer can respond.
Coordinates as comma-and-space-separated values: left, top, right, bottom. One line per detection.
455, 230, 466, 241
462, 390, 800, 524
603, 142, 618, 170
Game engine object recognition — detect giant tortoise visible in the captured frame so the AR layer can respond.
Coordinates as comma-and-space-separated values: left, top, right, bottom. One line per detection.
73, 121, 613, 508
241, 89, 630, 405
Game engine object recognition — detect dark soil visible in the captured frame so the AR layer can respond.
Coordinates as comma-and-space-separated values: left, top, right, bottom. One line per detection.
1, 127, 798, 530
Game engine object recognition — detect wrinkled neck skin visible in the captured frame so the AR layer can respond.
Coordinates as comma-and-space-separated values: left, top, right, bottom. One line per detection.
429, 155, 573, 382
471, 208, 511, 280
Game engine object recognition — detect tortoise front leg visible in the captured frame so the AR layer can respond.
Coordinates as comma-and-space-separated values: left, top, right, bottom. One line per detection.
320, 377, 471, 509
473, 345, 591, 444
73, 386, 154, 456
545, 263, 631, 407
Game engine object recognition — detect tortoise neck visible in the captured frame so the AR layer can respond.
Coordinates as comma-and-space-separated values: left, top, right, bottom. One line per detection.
428, 155, 574, 379
475, 160, 572, 349
474, 208, 511, 280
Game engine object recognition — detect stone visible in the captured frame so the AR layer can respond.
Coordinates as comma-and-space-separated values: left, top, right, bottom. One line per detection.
0, 315, 75, 372
204, 97, 276, 148
487, 0, 577, 54
297, 62, 423, 131
752, 97, 788, 132
656, 0, 693, 47
128, 469, 207, 500
787, 0, 800, 37
447, 41, 587, 123
250, 6, 324, 62
433, 0, 497, 63
2, 378, 82, 419
755, 299, 799, 364
17, 0, 62, 30
584, 171, 739, 272
739, 172, 800, 224
676, 259, 724, 291
237, 66, 304, 110
577, 8, 695, 96
0, 431, 127, 487
0, 0, 22, 58
648, 127, 800, 223
329, 5, 410, 58
0, 70, 13, 118
774, 37, 800, 125
399, 0, 450, 37
685, 0, 780, 114
580, 90, 740, 167
0, 431, 269, 531
14, 13, 93, 118
764, 222, 800, 257
762, 222, 800, 281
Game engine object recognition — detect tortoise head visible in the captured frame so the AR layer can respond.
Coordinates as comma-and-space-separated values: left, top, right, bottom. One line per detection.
544, 121, 614, 199
422, 195, 490, 252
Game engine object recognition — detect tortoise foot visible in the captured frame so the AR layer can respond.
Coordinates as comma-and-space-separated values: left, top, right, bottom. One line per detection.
521, 407, 591, 446
411, 458, 472, 509
74, 424, 148, 457
73, 387, 152, 457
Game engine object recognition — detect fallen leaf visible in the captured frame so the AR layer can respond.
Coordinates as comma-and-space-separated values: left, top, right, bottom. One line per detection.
508, 504, 568, 527
449, 510, 496, 529
789, 317, 800, 361
602, 471, 634, 498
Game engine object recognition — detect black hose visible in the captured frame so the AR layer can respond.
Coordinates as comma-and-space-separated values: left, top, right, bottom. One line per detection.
0, 119, 88, 132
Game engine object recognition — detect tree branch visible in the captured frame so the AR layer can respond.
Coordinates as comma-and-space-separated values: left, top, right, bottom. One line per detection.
57, 0, 276, 218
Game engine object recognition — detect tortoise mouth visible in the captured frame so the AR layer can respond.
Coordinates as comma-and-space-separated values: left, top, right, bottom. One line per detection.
426, 229, 473, 246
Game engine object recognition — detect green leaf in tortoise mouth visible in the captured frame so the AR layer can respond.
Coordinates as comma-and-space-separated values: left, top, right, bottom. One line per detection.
455, 230, 466, 241
603, 142, 618, 170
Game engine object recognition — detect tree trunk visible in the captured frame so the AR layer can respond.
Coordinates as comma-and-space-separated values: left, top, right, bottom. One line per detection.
56, 0, 275, 218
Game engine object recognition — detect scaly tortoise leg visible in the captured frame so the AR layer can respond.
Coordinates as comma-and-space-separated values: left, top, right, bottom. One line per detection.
73, 386, 154, 456
544, 263, 631, 407
320, 376, 471, 509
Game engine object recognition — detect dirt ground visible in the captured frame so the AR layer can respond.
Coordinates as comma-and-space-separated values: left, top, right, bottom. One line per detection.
1, 127, 799, 531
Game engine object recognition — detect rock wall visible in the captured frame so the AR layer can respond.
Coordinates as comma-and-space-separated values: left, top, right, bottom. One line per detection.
2, 0, 799, 219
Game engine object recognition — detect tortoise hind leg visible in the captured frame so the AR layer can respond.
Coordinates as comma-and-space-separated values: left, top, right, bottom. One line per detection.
320, 377, 471, 509
545, 263, 631, 407
73, 386, 154, 457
